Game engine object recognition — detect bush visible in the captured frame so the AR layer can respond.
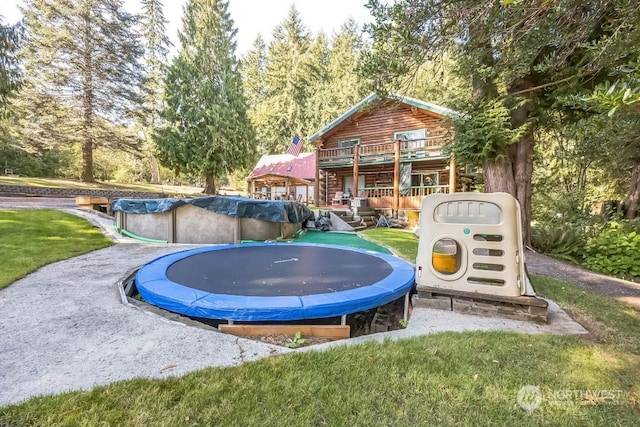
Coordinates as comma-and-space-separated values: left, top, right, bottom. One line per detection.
530, 222, 591, 263
584, 220, 640, 280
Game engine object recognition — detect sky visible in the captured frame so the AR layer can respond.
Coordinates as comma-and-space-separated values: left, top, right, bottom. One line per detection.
1, 0, 375, 55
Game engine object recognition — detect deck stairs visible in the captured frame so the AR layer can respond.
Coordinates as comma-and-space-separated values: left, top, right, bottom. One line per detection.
324, 206, 378, 232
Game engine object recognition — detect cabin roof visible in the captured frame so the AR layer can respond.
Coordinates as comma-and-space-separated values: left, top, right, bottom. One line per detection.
307, 92, 459, 143
248, 152, 315, 181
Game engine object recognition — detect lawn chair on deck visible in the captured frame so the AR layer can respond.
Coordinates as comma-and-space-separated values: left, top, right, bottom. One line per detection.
331, 191, 344, 206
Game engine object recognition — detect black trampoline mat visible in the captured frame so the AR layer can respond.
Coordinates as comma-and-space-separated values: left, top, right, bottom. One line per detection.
166, 245, 394, 296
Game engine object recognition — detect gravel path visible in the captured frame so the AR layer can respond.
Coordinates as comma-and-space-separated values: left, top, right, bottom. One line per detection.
0, 198, 615, 406
0, 244, 290, 406
525, 250, 640, 309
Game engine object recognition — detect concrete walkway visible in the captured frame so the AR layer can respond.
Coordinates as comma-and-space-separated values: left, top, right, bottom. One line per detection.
0, 204, 594, 406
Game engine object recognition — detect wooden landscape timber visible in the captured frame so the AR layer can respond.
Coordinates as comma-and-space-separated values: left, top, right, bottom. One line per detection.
219, 324, 351, 340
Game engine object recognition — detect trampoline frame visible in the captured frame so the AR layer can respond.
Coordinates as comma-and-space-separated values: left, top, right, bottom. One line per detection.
135, 242, 415, 322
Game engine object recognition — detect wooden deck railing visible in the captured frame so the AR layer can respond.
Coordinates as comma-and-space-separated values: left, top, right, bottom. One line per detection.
361, 185, 450, 198
318, 136, 449, 167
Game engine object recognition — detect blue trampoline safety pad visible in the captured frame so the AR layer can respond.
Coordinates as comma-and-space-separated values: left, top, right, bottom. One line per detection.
135, 243, 416, 322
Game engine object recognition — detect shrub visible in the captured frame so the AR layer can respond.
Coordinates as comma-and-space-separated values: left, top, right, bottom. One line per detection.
584, 220, 640, 280
530, 222, 590, 263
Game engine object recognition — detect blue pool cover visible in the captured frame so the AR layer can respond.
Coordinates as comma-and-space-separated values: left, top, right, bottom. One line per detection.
111, 195, 312, 223
135, 242, 416, 322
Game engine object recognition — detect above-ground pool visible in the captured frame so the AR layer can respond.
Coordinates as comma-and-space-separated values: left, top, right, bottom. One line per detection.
135, 242, 415, 322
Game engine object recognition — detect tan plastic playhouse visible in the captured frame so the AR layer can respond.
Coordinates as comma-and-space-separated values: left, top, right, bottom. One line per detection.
415, 192, 537, 298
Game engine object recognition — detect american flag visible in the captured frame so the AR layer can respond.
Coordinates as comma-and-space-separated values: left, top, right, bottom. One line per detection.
287, 135, 304, 157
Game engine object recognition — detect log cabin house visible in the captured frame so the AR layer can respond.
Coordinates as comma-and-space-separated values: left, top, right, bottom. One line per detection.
310, 93, 462, 214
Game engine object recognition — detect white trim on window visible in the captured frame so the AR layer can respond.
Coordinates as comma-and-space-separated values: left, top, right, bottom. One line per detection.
411, 171, 440, 187
338, 137, 361, 148
394, 128, 428, 141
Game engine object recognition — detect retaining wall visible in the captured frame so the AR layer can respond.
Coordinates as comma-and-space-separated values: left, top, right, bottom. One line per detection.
0, 184, 164, 199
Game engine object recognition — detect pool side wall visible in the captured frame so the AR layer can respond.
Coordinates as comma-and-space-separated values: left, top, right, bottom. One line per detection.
115, 205, 302, 244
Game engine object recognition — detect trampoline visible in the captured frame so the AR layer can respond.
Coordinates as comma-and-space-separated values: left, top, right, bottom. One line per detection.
135, 242, 415, 322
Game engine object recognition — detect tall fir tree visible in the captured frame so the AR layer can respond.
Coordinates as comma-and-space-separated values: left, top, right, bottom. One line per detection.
242, 12, 371, 156
154, 0, 255, 194
365, 0, 640, 244
0, 17, 22, 115
305, 31, 332, 132
309, 19, 370, 128
19, 0, 144, 182
241, 35, 267, 111
140, 0, 172, 184
0, 16, 24, 170
261, 5, 315, 154
240, 35, 270, 153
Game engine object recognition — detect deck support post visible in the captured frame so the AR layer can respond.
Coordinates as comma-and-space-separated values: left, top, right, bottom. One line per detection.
449, 156, 457, 193
393, 140, 401, 217
353, 144, 359, 198
315, 149, 320, 206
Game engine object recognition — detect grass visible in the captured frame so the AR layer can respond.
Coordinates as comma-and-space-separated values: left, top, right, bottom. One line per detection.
533, 275, 640, 354
360, 227, 419, 261
0, 219, 639, 425
0, 209, 113, 290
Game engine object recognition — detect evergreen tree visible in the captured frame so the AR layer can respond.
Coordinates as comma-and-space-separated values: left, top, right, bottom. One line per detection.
584, 71, 640, 218
305, 31, 333, 131
317, 19, 370, 125
140, 0, 172, 184
364, 0, 640, 244
246, 13, 371, 156
260, 5, 315, 154
241, 35, 267, 111
0, 17, 22, 115
19, 0, 144, 182
154, 0, 255, 194
0, 17, 24, 171
240, 35, 270, 153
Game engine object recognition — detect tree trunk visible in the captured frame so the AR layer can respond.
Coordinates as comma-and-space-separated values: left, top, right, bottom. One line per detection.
509, 87, 535, 247
81, 13, 94, 183
150, 154, 160, 184
624, 162, 640, 219
204, 172, 216, 195
514, 130, 534, 246
483, 149, 517, 195
467, 26, 536, 245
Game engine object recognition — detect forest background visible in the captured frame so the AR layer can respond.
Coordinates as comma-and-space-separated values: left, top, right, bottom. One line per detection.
0, 0, 639, 278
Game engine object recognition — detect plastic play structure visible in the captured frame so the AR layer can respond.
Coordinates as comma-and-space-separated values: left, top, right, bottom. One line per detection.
414, 192, 547, 321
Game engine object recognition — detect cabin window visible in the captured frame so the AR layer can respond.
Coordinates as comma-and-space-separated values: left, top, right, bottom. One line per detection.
394, 128, 427, 143
338, 138, 360, 148
411, 171, 439, 187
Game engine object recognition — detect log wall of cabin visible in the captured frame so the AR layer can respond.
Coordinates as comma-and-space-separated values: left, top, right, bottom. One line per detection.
318, 103, 450, 150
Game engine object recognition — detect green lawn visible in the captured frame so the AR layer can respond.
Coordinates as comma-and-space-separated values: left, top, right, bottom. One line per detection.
0, 214, 638, 425
360, 228, 419, 261
0, 209, 112, 290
